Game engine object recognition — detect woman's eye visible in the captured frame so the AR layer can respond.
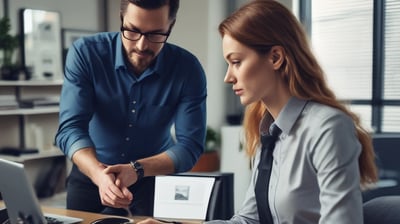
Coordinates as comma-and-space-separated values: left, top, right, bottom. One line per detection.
231, 60, 240, 65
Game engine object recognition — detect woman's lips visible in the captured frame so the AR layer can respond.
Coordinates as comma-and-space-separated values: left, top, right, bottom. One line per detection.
234, 89, 243, 96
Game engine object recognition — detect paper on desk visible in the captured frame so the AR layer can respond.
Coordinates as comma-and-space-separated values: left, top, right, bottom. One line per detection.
153, 175, 215, 220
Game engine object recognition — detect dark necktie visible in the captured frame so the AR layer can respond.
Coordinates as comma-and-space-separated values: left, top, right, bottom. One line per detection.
255, 127, 281, 224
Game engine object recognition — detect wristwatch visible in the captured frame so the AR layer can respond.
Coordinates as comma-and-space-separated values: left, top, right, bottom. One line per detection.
130, 161, 144, 181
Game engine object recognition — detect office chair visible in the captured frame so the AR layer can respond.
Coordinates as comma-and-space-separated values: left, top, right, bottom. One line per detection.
363, 185, 400, 202
372, 134, 400, 182
362, 135, 400, 203
363, 196, 400, 224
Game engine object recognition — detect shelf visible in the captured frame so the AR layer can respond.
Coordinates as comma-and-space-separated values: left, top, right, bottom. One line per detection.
0, 79, 63, 86
0, 79, 62, 156
0, 106, 59, 116
0, 149, 64, 163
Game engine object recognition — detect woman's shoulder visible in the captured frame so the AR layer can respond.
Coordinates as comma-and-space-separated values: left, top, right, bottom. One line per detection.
301, 101, 354, 132
305, 101, 350, 120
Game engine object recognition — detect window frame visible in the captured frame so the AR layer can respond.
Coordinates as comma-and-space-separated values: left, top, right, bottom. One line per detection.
299, 0, 400, 134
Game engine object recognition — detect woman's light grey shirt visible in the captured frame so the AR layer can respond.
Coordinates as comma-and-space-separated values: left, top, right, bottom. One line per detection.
206, 97, 363, 224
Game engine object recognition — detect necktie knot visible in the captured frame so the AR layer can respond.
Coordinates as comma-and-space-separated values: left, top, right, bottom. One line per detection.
260, 126, 281, 151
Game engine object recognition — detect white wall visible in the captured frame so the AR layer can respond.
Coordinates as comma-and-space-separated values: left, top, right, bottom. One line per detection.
0, 1, 3, 17
169, 0, 227, 130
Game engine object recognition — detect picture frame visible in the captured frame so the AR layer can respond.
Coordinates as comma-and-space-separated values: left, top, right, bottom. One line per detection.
20, 8, 63, 80
62, 29, 96, 68
62, 29, 96, 50
154, 175, 215, 220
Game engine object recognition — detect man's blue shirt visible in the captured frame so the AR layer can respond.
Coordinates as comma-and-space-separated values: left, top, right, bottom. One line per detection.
55, 32, 207, 172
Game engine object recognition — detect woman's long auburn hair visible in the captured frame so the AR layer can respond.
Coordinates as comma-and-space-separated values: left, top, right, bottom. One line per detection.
218, 0, 377, 185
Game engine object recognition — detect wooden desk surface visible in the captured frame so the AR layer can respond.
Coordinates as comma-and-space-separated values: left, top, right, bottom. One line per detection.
43, 206, 140, 224
45, 207, 203, 224
1, 201, 202, 224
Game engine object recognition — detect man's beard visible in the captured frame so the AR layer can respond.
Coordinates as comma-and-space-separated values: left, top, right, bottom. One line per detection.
129, 48, 155, 75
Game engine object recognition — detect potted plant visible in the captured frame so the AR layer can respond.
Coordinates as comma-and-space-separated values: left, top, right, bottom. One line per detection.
0, 16, 20, 80
191, 126, 221, 172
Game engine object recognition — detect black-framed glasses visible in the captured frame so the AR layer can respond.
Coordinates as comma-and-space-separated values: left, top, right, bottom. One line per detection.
120, 26, 170, 43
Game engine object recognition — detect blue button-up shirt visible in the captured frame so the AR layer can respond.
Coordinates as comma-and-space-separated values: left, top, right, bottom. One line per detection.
55, 32, 207, 172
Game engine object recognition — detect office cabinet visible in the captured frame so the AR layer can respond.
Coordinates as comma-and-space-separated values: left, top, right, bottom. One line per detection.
220, 125, 252, 212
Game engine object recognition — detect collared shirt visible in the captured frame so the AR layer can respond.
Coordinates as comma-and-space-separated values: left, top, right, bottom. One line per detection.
55, 32, 207, 172
206, 97, 363, 224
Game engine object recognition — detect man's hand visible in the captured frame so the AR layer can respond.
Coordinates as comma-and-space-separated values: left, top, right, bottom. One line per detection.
97, 166, 133, 208
104, 163, 138, 186
103, 163, 136, 203
71, 148, 133, 208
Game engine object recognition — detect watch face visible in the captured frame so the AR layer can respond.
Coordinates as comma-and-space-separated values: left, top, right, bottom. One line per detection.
134, 161, 143, 169
133, 161, 144, 179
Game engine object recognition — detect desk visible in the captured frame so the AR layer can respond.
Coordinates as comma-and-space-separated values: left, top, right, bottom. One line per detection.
1, 201, 202, 224
43, 206, 138, 224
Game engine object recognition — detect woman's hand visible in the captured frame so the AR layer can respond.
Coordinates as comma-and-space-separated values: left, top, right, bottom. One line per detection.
136, 218, 164, 224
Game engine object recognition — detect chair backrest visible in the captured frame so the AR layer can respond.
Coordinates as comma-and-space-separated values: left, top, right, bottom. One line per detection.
362, 185, 400, 202
372, 134, 400, 180
363, 196, 400, 224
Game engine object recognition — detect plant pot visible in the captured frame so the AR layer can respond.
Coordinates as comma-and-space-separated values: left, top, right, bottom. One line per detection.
191, 150, 220, 172
0, 65, 20, 80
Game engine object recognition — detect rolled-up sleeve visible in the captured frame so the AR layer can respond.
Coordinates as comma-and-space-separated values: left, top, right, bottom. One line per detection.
55, 41, 95, 159
165, 55, 207, 172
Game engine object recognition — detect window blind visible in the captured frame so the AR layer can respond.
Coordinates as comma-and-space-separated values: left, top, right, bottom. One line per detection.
382, 0, 400, 131
311, 1, 373, 101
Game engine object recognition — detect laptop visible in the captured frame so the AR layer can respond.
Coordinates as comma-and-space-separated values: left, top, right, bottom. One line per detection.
0, 158, 82, 224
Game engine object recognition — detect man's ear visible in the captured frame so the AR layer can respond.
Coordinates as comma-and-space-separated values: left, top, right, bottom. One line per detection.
270, 46, 285, 69
169, 19, 176, 30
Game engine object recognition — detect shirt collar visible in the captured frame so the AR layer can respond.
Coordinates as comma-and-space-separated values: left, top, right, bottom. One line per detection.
275, 97, 308, 135
115, 32, 125, 69
259, 97, 308, 136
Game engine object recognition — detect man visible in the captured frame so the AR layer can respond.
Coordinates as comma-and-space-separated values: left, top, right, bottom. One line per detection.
55, 0, 207, 216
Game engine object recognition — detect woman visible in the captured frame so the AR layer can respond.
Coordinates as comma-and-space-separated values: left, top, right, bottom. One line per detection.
138, 1, 378, 224
208, 0, 378, 224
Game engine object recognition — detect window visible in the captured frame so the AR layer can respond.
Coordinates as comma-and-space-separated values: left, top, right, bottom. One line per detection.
382, 0, 400, 132
303, 0, 400, 133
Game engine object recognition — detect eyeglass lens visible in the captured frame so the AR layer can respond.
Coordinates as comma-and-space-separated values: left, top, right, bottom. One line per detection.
122, 29, 168, 43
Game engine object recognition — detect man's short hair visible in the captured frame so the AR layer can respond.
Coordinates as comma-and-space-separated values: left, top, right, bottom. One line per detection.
120, 0, 180, 21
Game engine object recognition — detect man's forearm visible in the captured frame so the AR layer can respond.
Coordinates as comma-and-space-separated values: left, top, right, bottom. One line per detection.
71, 147, 106, 185
136, 152, 175, 177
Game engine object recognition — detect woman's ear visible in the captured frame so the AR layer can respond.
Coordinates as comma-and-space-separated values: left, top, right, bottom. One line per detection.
270, 46, 285, 70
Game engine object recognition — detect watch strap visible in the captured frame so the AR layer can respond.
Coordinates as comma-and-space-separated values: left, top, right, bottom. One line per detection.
130, 161, 144, 181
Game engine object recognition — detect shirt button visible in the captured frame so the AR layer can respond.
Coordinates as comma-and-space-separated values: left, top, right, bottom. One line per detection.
121, 153, 125, 157
133, 101, 137, 104
125, 137, 130, 141
128, 124, 133, 128
132, 109, 136, 113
